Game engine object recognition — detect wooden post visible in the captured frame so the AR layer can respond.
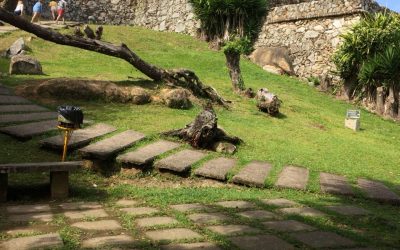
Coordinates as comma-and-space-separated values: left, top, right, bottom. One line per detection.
50, 171, 69, 199
0, 173, 8, 202
376, 86, 385, 115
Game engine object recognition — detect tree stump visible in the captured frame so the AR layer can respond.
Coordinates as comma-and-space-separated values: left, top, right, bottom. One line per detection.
256, 88, 282, 116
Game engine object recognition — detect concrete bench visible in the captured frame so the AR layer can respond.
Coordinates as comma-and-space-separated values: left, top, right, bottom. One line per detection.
0, 161, 83, 202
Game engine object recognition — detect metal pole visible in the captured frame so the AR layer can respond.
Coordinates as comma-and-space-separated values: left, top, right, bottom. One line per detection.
61, 129, 70, 162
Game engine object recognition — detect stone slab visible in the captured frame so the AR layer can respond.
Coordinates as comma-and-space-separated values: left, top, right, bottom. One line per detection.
215, 200, 256, 209
0, 105, 48, 113
79, 130, 146, 160
278, 207, 326, 217
275, 166, 309, 190
170, 203, 213, 213
0, 233, 63, 250
291, 231, 356, 248
59, 201, 102, 210
161, 242, 222, 250
188, 212, 230, 224
0, 95, 30, 104
0, 112, 56, 124
238, 210, 277, 220
325, 205, 369, 216
155, 149, 207, 173
0, 120, 57, 139
71, 220, 122, 230
40, 123, 117, 150
64, 208, 108, 219
136, 216, 178, 227
261, 198, 300, 208
145, 228, 202, 241
195, 158, 237, 181
229, 235, 295, 250
262, 220, 316, 232
207, 225, 261, 236
9, 212, 53, 222
232, 161, 272, 187
117, 140, 181, 166
320, 173, 354, 196
81, 235, 136, 248
7, 204, 51, 214
0, 87, 11, 95
358, 179, 400, 205
116, 199, 138, 207
0, 161, 82, 174
120, 207, 159, 216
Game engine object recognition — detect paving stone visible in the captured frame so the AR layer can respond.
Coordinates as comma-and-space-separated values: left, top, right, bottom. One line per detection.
238, 210, 277, 220
0, 120, 57, 139
291, 231, 356, 248
278, 207, 326, 217
145, 228, 202, 241
117, 140, 181, 166
0, 87, 11, 95
262, 220, 316, 232
120, 207, 159, 216
0, 105, 48, 113
79, 130, 146, 160
116, 199, 138, 207
9, 212, 53, 222
0, 233, 63, 250
194, 157, 237, 181
136, 216, 178, 227
325, 205, 369, 216
207, 225, 261, 236
170, 203, 213, 213
275, 166, 309, 190
320, 173, 354, 196
188, 213, 230, 224
232, 161, 272, 187
261, 198, 300, 208
0, 95, 30, 104
6, 228, 40, 236
71, 220, 122, 230
81, 235, 136, 248
215, 200, 256, 209
0, 112, 56, 124
7, 204, 51, 214
161, 242, 222, 250
64, 209, 109, 219
358, 179, 400, 205
155, 149, 207, 173
40, 123, 117, 149
59, 202, 102, 210
229, 235, 295, 250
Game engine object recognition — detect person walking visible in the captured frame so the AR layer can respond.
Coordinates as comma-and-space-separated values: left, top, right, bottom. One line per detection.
56, 0, 67, 24
14, 1, 24, 16
31, 0, 44, 23
49, 0, 58, 20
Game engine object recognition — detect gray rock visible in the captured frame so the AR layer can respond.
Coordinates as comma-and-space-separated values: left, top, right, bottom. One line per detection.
212, 141, 237, 154
249, 47, 294, 75
6, 38, 26, 58
9, 55, 43, 75
215, 200, 256, 209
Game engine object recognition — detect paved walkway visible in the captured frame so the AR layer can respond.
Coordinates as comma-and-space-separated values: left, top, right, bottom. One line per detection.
0, 198, 373, 249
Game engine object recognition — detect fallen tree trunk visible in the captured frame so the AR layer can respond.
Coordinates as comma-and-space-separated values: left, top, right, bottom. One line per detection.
0, 8, 229, 107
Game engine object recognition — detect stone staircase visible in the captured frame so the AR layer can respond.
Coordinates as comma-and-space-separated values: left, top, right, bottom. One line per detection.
0, 84, 399, 206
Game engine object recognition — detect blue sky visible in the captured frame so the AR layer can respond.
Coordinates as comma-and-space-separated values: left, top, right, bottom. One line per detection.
376, 0, 400, 12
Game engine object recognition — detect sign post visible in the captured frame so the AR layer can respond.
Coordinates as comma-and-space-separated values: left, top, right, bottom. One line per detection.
345, 110, 360, 131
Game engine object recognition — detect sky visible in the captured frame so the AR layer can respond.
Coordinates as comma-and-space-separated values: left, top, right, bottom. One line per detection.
376, 0, 400, 12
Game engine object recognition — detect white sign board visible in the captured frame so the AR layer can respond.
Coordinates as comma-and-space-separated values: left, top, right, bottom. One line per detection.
346, 110, 360, 119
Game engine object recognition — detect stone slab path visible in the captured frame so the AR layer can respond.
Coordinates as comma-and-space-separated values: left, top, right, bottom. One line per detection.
145, 228, 203, 241
325, 205, 369, 216
170, 203, 213, 213
207, 225, 261, 236
291, 231, 356, 248
261, 198, 300, 208
0, 120, 57, 139
162, 242, 222, 250
262, 220, 316, 232
0, 233, 63, 250
238, 210, 276, 220
0, 95, 30, 104
215, 200, 256, 209
188, 212, 230, 224
40, 123, 117, 149
117, 140, 181, 166
81, 235, 136, 249
278, 207, 326, 217
155, 149, 207, 173
136, 216, 178, 227
0, 112, 56, 124
121, 207, 160, 216
320, 172, 354, 196
0, 87, 11, 95
275, 166, 309, 190
358, 179, 400, 205
79, 130, 146, 160
232, 161, 272, 187
195, 157, 237, 181
230, 235, 295, 250
71, 220, 122, 230
0, 105, 48, 113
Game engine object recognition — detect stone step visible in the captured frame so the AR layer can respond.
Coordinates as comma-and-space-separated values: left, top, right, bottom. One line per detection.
40, 123, 117, 150
0, 233, 63, 250
275, 166, 309, 190
117, 140, 181, 166
0, 104, 48, 113
320, 173, 354, 196
79, 130, 146, 160
81, 235, 136, 249
155, 149, 207, 173
195, 157, 237, 181
0, 87, 11, 95
0, 95, 30, 105
0, 112, 56, 124
0, 120, 57, 139
232, 161, 272, 187
357, 179, 400, 205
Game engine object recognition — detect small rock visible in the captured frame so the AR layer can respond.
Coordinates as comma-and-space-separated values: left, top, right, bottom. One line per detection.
161, 88, 192, 109
212, 141, 237, 154
9, 55, 43, 75
6, 38, 26, 58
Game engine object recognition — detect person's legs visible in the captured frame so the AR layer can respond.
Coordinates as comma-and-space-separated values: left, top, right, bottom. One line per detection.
31, 12, 38, 22
51, 10, 56, 20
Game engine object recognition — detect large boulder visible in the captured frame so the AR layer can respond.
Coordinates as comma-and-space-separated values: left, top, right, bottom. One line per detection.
161, 88, 192, 109
250, 47, 294, 75
6, 38, 26, 58
9, 55, 43, 75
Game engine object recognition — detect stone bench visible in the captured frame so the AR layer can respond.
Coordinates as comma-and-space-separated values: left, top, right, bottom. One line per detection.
0, 161, 83, 202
